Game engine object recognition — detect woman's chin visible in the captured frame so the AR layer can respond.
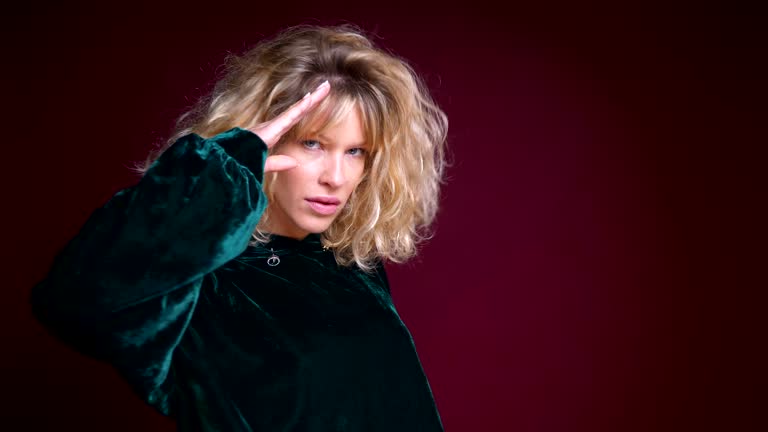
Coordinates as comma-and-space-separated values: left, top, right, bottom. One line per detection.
296, 219, 334, 235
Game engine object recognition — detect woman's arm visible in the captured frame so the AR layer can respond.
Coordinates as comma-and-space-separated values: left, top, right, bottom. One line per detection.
30, 81, 330, 414
29, 128, 268, 413
31, 128, 268, 331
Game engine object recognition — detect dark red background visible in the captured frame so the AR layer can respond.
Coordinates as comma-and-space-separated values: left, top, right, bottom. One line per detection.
3, 2, 765, 431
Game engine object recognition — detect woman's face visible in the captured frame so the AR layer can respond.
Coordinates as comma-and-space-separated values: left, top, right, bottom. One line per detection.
266, 107, 368, 239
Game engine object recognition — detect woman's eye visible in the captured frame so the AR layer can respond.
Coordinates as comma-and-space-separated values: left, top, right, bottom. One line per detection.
347, 148, 366, 156
302, 140, 321, 149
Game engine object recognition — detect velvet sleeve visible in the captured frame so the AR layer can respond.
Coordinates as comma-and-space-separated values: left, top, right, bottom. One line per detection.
29, 127, 268, 414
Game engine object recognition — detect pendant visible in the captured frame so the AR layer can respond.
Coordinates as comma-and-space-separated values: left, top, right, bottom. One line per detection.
267, 248, 280, 266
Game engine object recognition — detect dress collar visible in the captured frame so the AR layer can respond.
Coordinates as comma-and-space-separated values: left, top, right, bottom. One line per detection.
251, 232, 325, 253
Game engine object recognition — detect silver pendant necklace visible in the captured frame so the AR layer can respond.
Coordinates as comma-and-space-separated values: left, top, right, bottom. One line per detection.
267, 248, 280, 267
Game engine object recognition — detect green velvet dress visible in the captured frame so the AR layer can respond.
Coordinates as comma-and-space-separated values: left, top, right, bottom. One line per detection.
29, 128, 443, 431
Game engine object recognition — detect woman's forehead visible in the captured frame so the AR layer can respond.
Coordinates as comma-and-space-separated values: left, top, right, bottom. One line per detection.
298, 95, 365, 136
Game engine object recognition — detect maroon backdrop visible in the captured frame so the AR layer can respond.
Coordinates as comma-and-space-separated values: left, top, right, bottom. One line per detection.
3, 3, 765, 431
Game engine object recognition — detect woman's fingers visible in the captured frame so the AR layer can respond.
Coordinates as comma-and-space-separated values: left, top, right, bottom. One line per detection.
272, 80, 330, 137
264, 155, 299, 173
252, 80, 331, 147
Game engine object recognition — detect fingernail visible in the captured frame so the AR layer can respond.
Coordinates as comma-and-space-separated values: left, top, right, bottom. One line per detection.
316, 80, 329, 90
302, 92, 311, 99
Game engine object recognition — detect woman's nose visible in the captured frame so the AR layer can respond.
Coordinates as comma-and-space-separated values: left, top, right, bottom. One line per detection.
319, 154, 345, 187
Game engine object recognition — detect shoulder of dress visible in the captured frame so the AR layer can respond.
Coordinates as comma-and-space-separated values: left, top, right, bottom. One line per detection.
347, 260, 390, 295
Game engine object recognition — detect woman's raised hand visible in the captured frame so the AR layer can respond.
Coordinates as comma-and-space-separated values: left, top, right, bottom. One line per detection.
249, 80, 331, 173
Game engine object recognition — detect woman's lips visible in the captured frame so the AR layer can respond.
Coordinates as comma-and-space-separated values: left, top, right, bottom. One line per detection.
306, 199, 339, 215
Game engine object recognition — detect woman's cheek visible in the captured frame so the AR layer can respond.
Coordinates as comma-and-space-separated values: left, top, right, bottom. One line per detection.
294, 149, 323, 164
350, 158, 366, 181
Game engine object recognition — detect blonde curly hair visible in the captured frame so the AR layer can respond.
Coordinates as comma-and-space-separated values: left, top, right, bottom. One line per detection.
133, 24, 448, 272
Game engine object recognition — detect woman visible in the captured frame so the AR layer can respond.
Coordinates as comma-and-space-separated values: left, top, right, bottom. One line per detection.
30, 24, 447, 431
